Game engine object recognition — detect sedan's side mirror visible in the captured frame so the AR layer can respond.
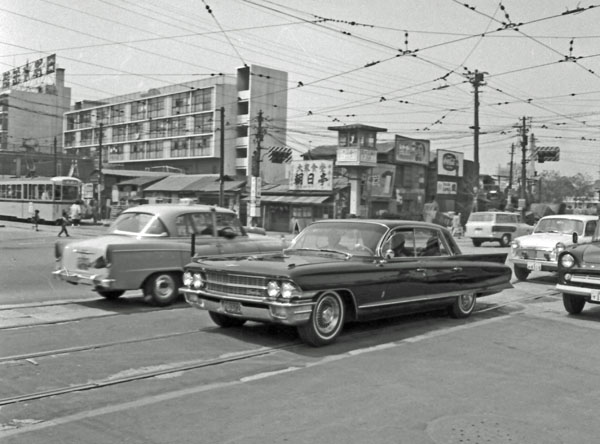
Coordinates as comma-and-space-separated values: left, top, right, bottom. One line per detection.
573, 232, 578, 244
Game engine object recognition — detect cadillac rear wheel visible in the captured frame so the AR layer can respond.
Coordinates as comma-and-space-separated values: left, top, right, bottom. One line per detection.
297, 291, 345, 347
144, 272, 181, 307
449, 293, 476, 318
563, 293, 585, 315
97, 290, 124, 300
209, 311, 247, 327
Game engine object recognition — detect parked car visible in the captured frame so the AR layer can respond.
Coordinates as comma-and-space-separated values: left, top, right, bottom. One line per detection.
181, 219, 512, 346
53, 204, 286, 306
465, 211, 533, 247
556, 227, 600, 314
509, 214, 598, 281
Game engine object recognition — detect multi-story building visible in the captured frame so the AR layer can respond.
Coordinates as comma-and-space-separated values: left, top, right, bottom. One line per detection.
63, 65, 288, 182
0, 68, 72, 176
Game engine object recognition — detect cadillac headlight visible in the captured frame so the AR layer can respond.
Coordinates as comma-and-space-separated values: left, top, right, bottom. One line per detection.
281, 282, 298, 299
560, 253, 575, 269
267, 281, 281, 298
192, 272, 205, 289
183, 271, 193, 287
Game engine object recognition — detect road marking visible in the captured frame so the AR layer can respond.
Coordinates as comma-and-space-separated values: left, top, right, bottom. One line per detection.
0, 314, 510, 438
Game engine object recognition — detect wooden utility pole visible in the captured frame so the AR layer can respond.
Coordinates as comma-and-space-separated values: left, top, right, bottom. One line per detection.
520, 117, 528, 201
508, 143, 515, 190
53, 136, 58, 176
98, 122, 103, 218
219, 106, 225, 207
469, 70, 485, 211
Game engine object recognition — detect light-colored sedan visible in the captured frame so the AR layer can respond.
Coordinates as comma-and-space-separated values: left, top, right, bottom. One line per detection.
509, 214, 598, 281
53, 204, 286, 306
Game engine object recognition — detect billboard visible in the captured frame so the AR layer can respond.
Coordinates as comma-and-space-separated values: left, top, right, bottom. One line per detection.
289, 160, 333, 191
367, 165, 396, 198
2, 54, 56, 90
395, 135, 429, 165
436, 149, 464, 177
437, 181, 458, 195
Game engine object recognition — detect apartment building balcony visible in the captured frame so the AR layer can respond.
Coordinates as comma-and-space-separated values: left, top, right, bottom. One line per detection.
237, 90, 250, 101
236, 114, 249, 125
235, 158, 248, 169
236, 136, 249, 147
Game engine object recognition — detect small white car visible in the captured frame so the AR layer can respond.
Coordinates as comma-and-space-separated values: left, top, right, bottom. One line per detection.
509, 214, 598, 281
465, 211, 533, 247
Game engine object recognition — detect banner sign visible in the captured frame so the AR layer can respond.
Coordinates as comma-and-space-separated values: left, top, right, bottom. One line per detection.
2, 54, 56, 89
289, 160, 333, 191
367, 165, 396, 198
436, 149, 464, 177
395, 135, 429, 165
436, 181, 458, 195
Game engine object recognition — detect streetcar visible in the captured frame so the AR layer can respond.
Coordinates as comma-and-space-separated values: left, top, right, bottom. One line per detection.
0, 176, 82, 222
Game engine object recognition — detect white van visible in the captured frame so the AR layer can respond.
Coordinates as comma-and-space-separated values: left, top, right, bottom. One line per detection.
465, 211, 532, 247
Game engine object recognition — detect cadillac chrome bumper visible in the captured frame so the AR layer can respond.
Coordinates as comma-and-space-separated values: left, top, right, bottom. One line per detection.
181, 288, 314, 326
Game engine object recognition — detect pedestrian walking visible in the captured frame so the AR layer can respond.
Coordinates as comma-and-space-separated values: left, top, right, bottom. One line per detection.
32, 209, 40, 231
70, 201, 82, 226
451, 212, 463, 238
58, 210, 70, 237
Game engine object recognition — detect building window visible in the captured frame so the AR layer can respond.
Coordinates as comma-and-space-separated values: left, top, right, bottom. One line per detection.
109, 146, 123, 161
147, 141, 163, 159
79, 111, 92, 129
148, 97, 165, 118
130, 142, 145, 160
112, 125, 127, 142
172, 92, 189, 115
149, 119, 167, 138
128, 123, 142, 141
169, 116, 187, 136
131, 100, 146, 120
110, 105, 126, 124
171, 139, 188, 157
80, 129, 92, 145
95, 107, 108, 125
191, 88, 212, 112
190, 135, 211, 156
66, 114, 77, 131
194, 113, 213, 134
64, 132, 75, 148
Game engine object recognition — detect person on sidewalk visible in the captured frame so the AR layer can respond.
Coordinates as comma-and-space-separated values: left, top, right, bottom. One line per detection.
58, 210, 70, 237
32, 209, 40, 231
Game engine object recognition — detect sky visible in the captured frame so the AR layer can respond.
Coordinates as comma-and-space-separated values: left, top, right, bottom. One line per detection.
2, 0, 600, 180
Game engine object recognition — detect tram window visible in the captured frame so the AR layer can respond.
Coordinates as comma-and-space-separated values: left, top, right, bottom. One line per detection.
0, 184, 5, 198
63, 185, 79, 201
54, 186, 61, 201
42, 185, 51, 200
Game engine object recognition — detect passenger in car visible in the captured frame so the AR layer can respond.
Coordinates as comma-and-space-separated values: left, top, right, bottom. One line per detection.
390, 233, 412, 257
421, 236, 441, 256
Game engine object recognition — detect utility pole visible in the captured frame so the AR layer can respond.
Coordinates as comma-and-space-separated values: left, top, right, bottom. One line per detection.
219, 106, 225, 207
520, 117, 528, 202
98, 122, 103, 219
53, 136, 57, 177
248, 110, 264, 226
469, 70, 485, 211
508, 143, 515, 190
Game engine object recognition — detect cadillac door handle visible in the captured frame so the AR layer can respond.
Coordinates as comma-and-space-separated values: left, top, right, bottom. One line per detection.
415, 268, 426, 273
452, 267, 462, 272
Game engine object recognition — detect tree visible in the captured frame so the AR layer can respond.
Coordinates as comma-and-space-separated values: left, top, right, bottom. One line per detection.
539, 171, 595, 203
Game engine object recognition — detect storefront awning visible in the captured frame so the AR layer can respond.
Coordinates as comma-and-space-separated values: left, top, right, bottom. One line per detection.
249, 195, 330, 204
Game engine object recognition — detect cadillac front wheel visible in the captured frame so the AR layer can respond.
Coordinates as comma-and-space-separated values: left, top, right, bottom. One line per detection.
297, 291, 345, 347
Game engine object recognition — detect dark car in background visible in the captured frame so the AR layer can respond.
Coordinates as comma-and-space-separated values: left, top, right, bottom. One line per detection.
181, 219, 513, 346
53, 204, 286, 306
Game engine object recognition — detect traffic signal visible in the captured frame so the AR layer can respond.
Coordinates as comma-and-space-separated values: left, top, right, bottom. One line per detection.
536, 146, 560, 163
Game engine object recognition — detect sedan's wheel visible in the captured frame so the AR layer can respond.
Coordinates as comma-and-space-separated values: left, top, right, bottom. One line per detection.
209, 311, 247, 327
143, 272, 181, 307
563, 293, 585, 315
513, 266, 530, 281
297, 291, 345, 347
97, 290, 124, 300
449, 293, 476, 318
499, 234, 511, 247
472, 239, 482, 247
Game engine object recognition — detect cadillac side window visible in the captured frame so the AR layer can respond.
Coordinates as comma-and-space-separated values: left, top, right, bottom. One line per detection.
414, 228, 448, 257
382, 230, 415, 258
188, 213, 215, 236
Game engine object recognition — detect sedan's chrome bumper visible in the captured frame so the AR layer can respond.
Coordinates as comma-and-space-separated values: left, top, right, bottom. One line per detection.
556, 283, 596, 296
181, 288, 314, 326
53, 268, 115, 289
510, 257, 557, 272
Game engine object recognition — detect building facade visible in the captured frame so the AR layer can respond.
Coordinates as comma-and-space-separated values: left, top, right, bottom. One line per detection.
63, 65, 288, 182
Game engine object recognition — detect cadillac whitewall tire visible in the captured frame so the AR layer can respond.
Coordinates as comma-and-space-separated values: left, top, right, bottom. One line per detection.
209, 311, 247, 327
144, 272, 181, 307
449, 293, 476, 318
97, 290, 124, 300
297, 291, 345, 347
563, 293, 585, 315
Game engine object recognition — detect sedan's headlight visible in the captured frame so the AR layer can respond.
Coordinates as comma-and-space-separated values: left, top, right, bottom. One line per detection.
560, 253, 576, 268
183, 271, 193, 287
192, 272, 205, 289
267, 281, 280, 298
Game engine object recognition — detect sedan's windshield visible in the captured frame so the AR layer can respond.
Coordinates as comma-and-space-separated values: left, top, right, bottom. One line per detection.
534, 218, 583, 235
110, 212, 168, 236
288, 222, 387, 256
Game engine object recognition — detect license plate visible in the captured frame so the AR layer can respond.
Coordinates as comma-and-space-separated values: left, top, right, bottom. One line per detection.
222, 300, 242, 315
526, 261, 542, 271
77, 256, 90, 270
591, 291, 600, 302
